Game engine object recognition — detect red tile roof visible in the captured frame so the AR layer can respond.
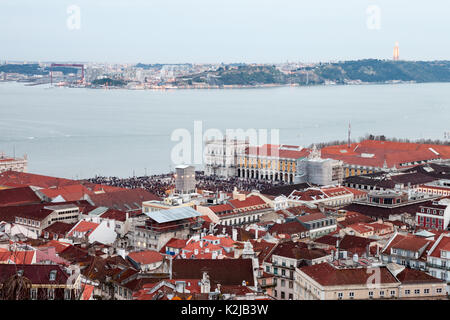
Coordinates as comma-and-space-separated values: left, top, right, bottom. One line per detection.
246, 144, 310, 159
68, 221, 100, 238
81, 284, 95, 300
297, 212, 328, 223
384, 234, 432, 253
0, 187, 43, 207
210, 203, 234, 214
99, 209, 128, 222
172, 259, 255, 286
128, 250, 164, 265
42, 222, 76, 237
299, 262, 397, 286
38, 240, 72, 254
228, 195, 267, 209
88, 188, 161, 211
160, 238, 188, 253
321, 140, 450, 169
39, 184, 92, 201
428, 233, 450, 258
270, 241, 328, 260
269, 220, 308, 235
0, 203, 53, 222
0, 264, 70, 285
396, 267, 445, 284
0, 171, 78, 189
0, 250, 35, 264
339, 234, 377, 255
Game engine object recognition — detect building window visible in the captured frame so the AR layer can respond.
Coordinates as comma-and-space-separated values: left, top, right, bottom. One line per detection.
368, 291, 373, 298
349, 292, 354, 299
390, 290, 396, 297
280, 279, 285, 287
48, 288, 55, 300
436, 288, 442, 294
64, 289, 71, 300
338, 292, 343, 299
424, 289, 429, 294
414, 289, 420, 294
379, 291, 384, 297
405, 290, 410, 295
30, 288, 37, 300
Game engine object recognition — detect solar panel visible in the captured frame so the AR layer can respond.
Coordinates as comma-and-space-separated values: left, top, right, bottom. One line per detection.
144, 206, 201, 223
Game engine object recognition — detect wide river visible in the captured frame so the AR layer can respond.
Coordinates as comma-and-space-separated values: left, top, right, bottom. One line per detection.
0, 81, 449, 179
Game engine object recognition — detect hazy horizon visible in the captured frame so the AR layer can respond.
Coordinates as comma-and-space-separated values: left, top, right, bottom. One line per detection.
1, 0, 449, 64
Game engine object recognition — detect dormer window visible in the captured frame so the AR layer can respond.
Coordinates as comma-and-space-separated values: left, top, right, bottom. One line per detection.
49, 270, 57, 281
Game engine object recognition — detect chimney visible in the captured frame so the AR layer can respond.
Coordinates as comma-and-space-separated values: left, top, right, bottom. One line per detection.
232, 228, 237, 241
200, 272, 210, 294
336, 239, 340, 260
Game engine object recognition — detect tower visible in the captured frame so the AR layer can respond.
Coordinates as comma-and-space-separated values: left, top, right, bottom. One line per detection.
393, 41, 400, 61
174, 165, 196, 195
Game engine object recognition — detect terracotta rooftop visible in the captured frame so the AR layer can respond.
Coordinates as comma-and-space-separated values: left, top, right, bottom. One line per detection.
0, 171, 78, 189
0, 186, 43, 207
42, 221, 76, 236
321, 140, 450, 169
88, 188, 161, 212
246, 144, 310, 160
299, 262, 398, 286
384, 234, 432, 253
172, 259, 255, 286
270, 241, 329, 261
68, 221, 100, 238
396, 267, 445, 284
269, 220, 308, 235
0, 264, 70, 285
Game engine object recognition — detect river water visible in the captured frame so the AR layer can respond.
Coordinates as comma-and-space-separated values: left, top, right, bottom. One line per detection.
0, 81, 449, 179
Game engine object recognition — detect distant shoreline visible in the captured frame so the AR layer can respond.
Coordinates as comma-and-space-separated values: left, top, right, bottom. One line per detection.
1, 79, 442, 91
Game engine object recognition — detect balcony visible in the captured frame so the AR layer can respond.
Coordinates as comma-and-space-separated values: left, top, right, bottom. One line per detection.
260, 282, 276, 289
427, 263, 450, 271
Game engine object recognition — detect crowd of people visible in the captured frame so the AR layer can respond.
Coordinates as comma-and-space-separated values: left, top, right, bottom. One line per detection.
88, 171, 284, 197
194, 172, 285, 193
88, 173, 174, 197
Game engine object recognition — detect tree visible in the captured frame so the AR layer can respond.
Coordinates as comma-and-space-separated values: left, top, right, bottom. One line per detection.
1, 273, 32, 300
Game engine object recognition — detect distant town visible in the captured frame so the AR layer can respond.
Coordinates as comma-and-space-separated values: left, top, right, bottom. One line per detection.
1, 58, 450, 90
0, 136, 450, 300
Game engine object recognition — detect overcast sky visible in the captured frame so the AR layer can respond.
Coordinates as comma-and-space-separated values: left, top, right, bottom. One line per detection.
1, 0, 449, 64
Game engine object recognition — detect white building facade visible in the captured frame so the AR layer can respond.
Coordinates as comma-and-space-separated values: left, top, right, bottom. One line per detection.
204, 138, 248, 178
